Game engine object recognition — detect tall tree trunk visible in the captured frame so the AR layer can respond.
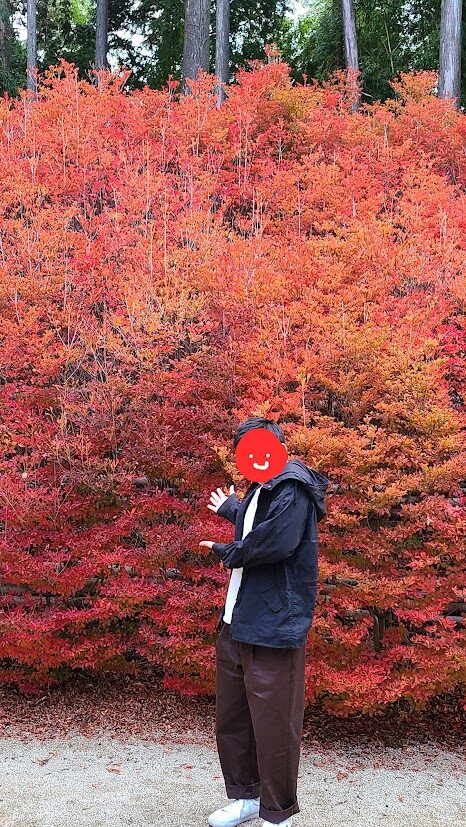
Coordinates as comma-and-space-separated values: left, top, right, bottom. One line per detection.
215, 0, 229, 107
341, 0, 360, 112
0, 0, 12, 75
27, 0, 37, 96
95, 0, 108, 80
438, 0, 462, 107
332, 0, 343, 68
182, 0, 210, 94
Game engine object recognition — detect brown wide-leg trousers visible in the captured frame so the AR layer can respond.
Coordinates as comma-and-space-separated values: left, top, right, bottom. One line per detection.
215, 618, 307, 825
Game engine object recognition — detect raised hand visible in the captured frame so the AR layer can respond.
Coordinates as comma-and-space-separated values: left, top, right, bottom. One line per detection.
207, 484, 235, 513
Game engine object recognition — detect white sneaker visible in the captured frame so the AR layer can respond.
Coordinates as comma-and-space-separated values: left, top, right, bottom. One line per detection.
208, 797, 261, 826
262, 818, 293, 827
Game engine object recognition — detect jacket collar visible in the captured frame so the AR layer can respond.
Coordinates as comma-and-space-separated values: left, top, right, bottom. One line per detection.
245, 459, 330, 522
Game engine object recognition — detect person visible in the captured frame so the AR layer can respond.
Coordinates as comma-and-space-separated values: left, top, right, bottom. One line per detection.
199, 417, 329, 827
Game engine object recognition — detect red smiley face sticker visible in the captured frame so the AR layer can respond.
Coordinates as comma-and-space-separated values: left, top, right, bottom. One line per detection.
235, 428, 288, 483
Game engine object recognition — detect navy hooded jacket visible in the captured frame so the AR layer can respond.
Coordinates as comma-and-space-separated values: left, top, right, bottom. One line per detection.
212, 459, 329, 648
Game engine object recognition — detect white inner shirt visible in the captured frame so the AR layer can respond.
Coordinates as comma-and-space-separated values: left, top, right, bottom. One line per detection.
222, 484, 263, 624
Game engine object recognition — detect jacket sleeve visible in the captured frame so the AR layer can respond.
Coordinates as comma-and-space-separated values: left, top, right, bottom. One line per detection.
212, 480, 309, 569
216, 492, 241, 524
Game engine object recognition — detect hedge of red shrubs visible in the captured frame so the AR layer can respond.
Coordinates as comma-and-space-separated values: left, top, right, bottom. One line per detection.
0, 59, 464, 713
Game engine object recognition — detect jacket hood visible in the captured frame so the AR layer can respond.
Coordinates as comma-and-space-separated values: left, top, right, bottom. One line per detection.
261, 458, 330, 522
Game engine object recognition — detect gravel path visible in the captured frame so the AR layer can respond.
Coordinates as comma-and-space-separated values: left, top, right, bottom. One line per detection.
0, 732, 464, 827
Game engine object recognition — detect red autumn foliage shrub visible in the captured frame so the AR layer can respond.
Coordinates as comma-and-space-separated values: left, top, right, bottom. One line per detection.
0, 60, 465, 713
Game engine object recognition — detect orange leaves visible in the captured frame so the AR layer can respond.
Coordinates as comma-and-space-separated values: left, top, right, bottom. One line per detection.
388, 70, 439, 104
0, 60, 464, 706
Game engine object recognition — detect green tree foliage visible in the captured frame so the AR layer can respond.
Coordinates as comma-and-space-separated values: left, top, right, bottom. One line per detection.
37, 0, 95, 75
279, 0, 466, 107
6, 1, 290, 93
0, 25, 26, 96
131, 0, 290, 89
3, 2, 466, 104
8, 0, 96, 89
1, 1, 23, 94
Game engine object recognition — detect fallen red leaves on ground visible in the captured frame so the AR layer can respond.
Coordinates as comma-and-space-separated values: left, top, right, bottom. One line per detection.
0, 671, 464, 760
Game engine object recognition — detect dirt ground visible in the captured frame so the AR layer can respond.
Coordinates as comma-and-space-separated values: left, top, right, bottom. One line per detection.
0, 733, 465, 827
0, 673, 464, 827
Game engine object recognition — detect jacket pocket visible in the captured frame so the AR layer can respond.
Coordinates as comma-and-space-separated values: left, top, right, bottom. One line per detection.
258, 586, 283, 613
